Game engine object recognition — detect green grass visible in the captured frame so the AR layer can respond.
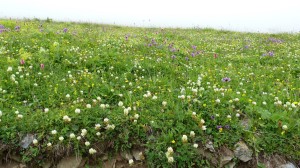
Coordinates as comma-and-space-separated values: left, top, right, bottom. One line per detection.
0, 19, 300, 167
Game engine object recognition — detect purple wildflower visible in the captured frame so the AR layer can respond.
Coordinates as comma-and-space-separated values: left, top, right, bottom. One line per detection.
40, 64, 45, 69
268, 37, 283, 43
210, 115, 215, 120
191, 52, 195, 57
63, 28, 68, 33
15, 26, 20, 31
0, 25, 5, 33
216, 125, 222, 130
192, 45, 197, 50
224, 125, 230, 129
222, 77, 231, 82
171, 55, 176, 59
268, 51, 274, 56
185, 57, 189, 61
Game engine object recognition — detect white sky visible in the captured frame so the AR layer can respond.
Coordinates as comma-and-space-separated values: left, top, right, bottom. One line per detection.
1, 0, 300, 33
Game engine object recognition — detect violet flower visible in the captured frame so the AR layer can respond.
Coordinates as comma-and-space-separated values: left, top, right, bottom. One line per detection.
222, 77, 231, 82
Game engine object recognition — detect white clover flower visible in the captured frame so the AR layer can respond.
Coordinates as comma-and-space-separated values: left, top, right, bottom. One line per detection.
162, 101, 167, 106
47, 142, 52, 147
0, 110, 2, 117
7, 66, 13, 72
168, 156, 174, 163
17, 114, 23, 119
89, 148, 97, 154
215, 114, 220, 117
193, 144, 199, 148
85, 141, 90, 146
96, 132, 101, 136
77, 136, 82, 140
182, 135, 188, 143
104, 118, 109, 123
133, 119, 137, 123
215, 99, 220, 103
252, 101, 257, 105
124, 108, 129, 116
146, 91, 151, 97
118, 101, 124, 107
234, 98, 239, 102
282, 125, 288, 130
152, 95, 158, 100
86, 104, 92, 108
97, 96, 101, 101
167, 147, 174, 154
51, 130, 57, 135
192, 112, 196, 116
75, 108, 81, 114
200, 119, 205, 124
129, 159, 134, 165
190, 131, 195, 138
63, 115, 71, 122
66, 94, 70, 98
192, 88, 198, 93
236, 113, 240, 118
178, 95, 185, 99
106, 124, 115, 130
69, 133, 75, 139
100, 104, 106, 109
59, 136, 64, 141
227, 115, 232, 119
15, 110, 19, 114
95, 124, 101, 130
81, 129, 87, 136
202, 125, 207, 131
32, 139, 38, 145
44, 108, 49, 113
262, 101, 267, 105
134, 114, 139, 119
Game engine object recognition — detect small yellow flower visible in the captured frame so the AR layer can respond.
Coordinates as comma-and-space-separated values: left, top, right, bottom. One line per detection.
171, 140, 176, 144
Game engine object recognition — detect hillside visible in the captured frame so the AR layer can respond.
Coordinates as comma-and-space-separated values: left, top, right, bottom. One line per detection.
0, 19, 300, 167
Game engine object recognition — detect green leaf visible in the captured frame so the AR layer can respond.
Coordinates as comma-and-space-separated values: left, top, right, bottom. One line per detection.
258, 109, 271, 120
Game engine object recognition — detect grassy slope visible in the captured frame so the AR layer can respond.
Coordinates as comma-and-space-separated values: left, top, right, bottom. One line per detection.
0, 19, 300, 167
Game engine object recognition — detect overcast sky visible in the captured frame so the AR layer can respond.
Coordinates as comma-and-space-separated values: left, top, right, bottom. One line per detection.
1, 0, 300, 33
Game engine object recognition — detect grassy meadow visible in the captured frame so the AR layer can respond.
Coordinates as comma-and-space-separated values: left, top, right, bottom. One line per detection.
0, 19, 300, 167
